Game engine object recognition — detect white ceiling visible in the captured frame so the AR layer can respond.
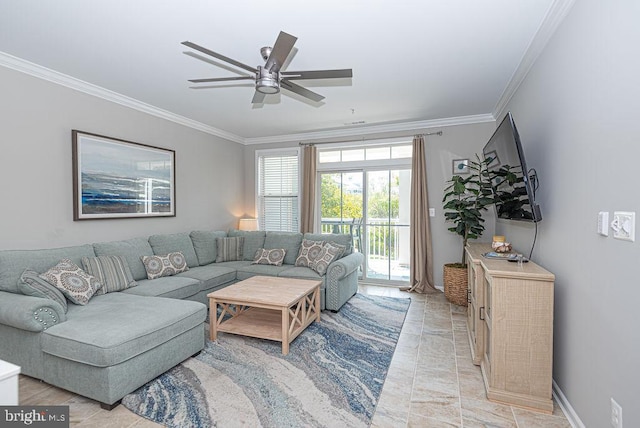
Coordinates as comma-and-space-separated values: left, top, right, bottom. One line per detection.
0, 1, 567, 144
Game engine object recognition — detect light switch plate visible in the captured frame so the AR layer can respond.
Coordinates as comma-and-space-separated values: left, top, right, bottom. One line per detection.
612, 211, 635, 242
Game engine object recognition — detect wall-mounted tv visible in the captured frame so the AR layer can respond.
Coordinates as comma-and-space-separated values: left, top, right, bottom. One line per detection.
483, 112, 542, 222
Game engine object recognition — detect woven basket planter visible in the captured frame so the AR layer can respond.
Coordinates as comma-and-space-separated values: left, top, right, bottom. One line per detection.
443, 264, 468, 307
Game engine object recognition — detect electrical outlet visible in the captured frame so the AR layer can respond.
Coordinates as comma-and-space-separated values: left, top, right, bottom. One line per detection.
611, 397, 623, 428
598, 212, 609, 236
429, 208, 436, 217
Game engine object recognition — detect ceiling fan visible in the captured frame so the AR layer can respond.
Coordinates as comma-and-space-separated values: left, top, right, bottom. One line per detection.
182, 31, 352, 104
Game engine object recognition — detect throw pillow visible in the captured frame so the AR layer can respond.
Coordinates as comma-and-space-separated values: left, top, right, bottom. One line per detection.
252, 248, 286, 266
294, 239, 325, 267
310, 242, 344, 276
215, 237, 244, 263
82, 255, 137, 295
141, 252, 189, 280
39, 259, 102, 305
18, 269, 68, 313
327, 241, 347, 259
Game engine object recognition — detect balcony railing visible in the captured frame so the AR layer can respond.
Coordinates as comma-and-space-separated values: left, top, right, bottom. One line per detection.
320, 217, 408, 261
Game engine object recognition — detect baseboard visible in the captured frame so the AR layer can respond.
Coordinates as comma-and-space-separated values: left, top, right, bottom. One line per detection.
552, 379, 585, 428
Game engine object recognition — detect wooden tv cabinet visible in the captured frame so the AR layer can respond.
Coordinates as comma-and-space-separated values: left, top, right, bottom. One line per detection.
465, 242, 555, 413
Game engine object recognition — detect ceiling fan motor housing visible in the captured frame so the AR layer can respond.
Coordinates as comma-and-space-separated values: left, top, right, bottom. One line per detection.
260, 46, 272, 61
256, 65, 279, 94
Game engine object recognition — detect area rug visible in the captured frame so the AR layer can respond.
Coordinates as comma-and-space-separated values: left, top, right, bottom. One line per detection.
122, 293, 410, 428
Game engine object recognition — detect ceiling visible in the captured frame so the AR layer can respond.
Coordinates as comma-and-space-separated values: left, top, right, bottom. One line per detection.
0, 1, 567, 144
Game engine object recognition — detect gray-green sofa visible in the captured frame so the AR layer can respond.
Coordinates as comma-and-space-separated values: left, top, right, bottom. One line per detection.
0, 230, 363, 409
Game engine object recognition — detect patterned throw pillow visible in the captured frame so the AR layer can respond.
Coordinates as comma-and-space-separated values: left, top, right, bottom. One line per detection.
82, 255, 137, 295
18, 269, 68, 313
252, 248, 286, 266
215, 237, 244, 262
141, 252, 189, 280
295, 239, 326, 267
39, 259, 102, 305
327, 242, 346, 259
310, 242, 344, 276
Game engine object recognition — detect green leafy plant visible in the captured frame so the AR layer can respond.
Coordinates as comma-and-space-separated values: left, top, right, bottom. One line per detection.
442, 155, 494, 266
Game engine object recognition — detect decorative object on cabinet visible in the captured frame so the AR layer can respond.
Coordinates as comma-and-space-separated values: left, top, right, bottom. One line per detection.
442, 155, 494, 305
491, 235, 512, 253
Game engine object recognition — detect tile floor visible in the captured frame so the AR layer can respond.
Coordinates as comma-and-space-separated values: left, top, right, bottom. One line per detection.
18, 285, 572, 427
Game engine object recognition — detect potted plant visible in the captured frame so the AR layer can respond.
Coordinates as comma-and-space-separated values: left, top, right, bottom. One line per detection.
442, 155, 494, 305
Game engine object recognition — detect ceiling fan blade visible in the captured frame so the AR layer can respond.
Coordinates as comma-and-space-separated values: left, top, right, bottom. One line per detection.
188, 76, 254, 83
264, 32, 297, 73
280, 79, 324, 102
251, 91, 266, 104
281, 69, 353, 80
182, 41, 257, 74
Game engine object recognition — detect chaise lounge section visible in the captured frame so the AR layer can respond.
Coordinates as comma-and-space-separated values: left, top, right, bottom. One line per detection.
0, 229, 363, 408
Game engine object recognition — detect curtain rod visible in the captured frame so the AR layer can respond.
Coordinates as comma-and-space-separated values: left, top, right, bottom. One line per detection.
298, 131, 443, 146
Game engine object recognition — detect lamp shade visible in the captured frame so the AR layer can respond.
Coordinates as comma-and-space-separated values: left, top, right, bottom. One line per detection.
238, 218, 258, 231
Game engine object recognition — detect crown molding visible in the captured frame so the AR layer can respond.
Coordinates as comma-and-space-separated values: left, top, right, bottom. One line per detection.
1, 50, 509, 146
0, 51, 244, 144
493, 0, 577, 120
243, 114, 496, 145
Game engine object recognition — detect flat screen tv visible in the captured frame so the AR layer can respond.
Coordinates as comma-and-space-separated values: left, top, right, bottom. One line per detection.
482, 112, 542, 222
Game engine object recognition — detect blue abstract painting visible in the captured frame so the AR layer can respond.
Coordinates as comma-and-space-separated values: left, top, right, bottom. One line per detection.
73, 131, 175, 220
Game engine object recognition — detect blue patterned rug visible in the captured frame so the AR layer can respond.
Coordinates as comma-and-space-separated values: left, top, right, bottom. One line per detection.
122, 293, 410, 427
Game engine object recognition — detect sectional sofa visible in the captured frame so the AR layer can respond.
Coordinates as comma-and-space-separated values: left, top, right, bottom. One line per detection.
0, 229, 362, 409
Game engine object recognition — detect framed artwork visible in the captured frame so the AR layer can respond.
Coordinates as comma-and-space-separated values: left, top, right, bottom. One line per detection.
72, 130, 175, 220
452, 159, 469, 174
485, 150, 501, 168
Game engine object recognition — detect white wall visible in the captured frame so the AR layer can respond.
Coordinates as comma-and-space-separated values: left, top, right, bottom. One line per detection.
0, 66, 245, 250
243, 121, 496, 287
497, 1, 640, 426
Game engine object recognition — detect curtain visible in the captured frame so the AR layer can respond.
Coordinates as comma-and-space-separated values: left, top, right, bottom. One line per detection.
406, 135, 438, 293
300, 145, 317, 233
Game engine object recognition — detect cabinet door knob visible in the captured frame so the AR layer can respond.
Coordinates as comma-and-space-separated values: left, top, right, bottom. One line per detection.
479, 306, 485, 320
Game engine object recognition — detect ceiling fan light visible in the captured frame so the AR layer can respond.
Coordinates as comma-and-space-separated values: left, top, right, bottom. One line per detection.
256, 66, 279, 94
256, 78, 279, 94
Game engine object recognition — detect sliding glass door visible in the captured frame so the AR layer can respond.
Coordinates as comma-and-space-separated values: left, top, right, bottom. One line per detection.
319, 172, 363, 248
365, 169, 411, 282
319, 168, 410, 283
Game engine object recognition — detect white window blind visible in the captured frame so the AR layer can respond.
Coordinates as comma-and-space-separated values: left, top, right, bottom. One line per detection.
257, 150, 299, 232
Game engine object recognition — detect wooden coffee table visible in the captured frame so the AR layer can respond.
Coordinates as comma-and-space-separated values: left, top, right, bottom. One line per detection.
207, 276, 321, 355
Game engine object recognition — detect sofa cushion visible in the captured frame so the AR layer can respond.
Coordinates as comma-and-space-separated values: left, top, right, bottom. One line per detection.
295, 239, 326, 267
0, 244, 96, 294
121, 276, 200, 299
39, 259, 102, 305
178, 265, 236, 292
41, 293, 206, 367
303, 233, 353, 256
81, 256, 137, 295
252, 248, 286, 266
141, 252, 189, 279
149, 233, 199, 268
18, 269, 69, 313
236, 264, 292, 281
93, 238, 154, 282
264, 232, 303, 265
228, 230, 266, 261
190, 230, 227, 265
215, 260, 253, 270
278, 266, 325, 284
215, 237, 244, 262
